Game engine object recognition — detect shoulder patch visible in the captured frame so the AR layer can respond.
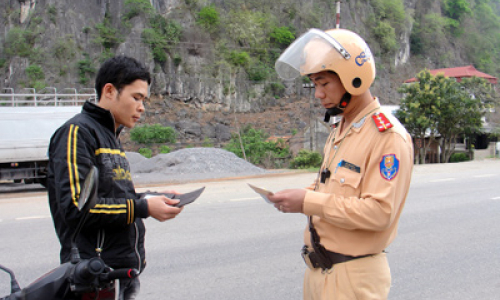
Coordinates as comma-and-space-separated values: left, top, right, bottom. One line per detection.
372, 112, 393, 132
380, 154, 399, 181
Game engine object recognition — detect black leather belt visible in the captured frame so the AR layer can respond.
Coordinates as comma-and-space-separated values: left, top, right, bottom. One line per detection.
301, 246, 372, 270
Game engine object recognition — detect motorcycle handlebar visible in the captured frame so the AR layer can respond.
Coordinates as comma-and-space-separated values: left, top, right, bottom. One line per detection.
102, 268, 139, 281
74, 258, 139, 283
71, 262, 139, 295
1, 260, 140, 299
74, 257, 105, 282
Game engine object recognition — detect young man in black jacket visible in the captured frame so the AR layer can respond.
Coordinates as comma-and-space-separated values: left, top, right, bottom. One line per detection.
47, 56, 182, 300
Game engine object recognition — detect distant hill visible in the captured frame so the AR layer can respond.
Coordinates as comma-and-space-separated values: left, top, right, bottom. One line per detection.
1, 0, 499, 146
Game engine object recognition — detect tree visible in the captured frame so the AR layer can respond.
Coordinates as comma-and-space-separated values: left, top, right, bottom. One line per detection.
434, 79, 482, 163
24, 64, 46, 89
397, 70, 441, 164
270, 26, 295, 49
368, 0, 406, 54
123, 0, 154, 20
4, 27, 34, 58
94, 12, 124, 49
397, 70, 485, 164
142, 16, 182, 63
410, 13, 448, 57
460, 76, 499, 110
460, 76, 500, 153
223, 125, 289, 166
225, 10, 274, 48
442, 0, 472, 36
443, 0, 472, 21
130, 124, 177, 144
197, 5, 220, 33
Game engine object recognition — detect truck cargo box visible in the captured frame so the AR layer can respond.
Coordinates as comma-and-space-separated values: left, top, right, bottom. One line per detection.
0, 106, 82, 182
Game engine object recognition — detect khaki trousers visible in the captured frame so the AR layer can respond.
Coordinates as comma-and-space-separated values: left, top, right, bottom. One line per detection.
303, 253, 391, 300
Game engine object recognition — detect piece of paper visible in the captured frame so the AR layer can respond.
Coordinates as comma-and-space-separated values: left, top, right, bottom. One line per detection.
247, 183, 273, 204
142, 186, 205, 207
175, 187, 205, 207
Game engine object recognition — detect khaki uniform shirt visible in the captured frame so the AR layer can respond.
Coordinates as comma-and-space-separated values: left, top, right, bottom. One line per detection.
303, 98, 414, 257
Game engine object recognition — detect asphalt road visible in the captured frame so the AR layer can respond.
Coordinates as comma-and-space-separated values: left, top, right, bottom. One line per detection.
0, 159, 499, 299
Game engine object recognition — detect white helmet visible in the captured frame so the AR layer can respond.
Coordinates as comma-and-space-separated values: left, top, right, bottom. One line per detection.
275, 28, 376, 96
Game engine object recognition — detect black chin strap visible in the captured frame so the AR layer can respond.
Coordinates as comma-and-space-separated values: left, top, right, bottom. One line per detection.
324, 92, 352, 122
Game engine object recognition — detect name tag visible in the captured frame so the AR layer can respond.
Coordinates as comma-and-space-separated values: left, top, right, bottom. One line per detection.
337, 160, 361, 173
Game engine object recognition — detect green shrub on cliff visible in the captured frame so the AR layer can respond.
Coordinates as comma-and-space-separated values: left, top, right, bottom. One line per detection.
130, 124, 177, 144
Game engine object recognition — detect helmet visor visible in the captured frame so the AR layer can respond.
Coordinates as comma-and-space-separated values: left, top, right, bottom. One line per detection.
275, 28, 351, 80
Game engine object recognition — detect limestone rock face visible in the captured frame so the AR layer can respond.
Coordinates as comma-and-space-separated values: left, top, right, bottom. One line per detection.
0, 0, 483, 112
19, 0, 36, 24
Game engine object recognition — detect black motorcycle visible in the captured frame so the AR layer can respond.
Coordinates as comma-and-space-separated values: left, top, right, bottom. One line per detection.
0, 167, 139, 300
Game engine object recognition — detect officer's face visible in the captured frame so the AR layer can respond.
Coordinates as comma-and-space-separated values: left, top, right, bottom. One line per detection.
310, 71, 346, 109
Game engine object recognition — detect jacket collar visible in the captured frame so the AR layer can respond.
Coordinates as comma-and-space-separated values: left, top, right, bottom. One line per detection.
349, 97, 381, 131
333, 98, 381, 142
82, 101, 118, 134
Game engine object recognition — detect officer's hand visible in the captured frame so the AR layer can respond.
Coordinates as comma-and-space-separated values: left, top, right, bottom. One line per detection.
267, 189, 306, 214
147, 196, 183, 222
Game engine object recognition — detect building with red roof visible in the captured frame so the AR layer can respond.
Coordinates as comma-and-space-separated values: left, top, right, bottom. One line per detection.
404, 65, 497, 84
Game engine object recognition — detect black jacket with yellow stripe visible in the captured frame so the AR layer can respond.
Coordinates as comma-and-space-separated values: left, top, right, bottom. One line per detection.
47, 101, 149, 271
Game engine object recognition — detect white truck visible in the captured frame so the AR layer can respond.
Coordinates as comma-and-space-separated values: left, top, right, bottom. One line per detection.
0, 92, 95, 184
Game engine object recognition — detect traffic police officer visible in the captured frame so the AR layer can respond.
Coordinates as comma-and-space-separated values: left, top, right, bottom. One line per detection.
269, 28, 414, 299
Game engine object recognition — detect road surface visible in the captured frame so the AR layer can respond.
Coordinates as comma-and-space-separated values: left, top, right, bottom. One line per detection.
1, 159, 499, 299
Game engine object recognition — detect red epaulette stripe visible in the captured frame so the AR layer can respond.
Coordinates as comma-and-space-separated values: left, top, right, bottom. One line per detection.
372, 112, 393, 132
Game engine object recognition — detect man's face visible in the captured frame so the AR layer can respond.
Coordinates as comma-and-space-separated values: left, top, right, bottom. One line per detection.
309, 71, 346, 109
111, 79, 148, 129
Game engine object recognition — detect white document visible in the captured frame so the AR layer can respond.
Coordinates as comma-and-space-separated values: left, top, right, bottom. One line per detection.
247, 183, 274, 204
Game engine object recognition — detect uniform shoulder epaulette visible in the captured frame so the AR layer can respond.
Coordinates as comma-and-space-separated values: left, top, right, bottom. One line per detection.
372, 112, 393, 132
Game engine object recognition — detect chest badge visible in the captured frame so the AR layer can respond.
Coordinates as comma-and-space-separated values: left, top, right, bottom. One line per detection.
380, 154, 399, 181
372, 112, 393, 132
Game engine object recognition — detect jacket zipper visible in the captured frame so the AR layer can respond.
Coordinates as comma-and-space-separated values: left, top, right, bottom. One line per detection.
113, 114, 139, 270
134, 223, 142, 272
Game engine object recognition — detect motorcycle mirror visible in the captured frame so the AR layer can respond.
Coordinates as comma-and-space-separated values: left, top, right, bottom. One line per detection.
70, 166, 98, 264
77, 166, 98, 212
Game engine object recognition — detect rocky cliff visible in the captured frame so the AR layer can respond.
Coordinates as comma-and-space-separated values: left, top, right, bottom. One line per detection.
1, 0, 498, 148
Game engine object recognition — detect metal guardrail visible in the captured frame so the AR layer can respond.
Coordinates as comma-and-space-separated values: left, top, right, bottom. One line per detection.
0, 88, 97, 106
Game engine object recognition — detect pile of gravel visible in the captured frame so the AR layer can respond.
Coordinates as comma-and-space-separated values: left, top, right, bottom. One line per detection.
126, 148, 268, 185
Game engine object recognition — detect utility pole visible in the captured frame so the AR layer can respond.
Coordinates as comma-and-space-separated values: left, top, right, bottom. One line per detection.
336, 1, 341, 29
303, 83, 315, 151
232, 69, 247, 161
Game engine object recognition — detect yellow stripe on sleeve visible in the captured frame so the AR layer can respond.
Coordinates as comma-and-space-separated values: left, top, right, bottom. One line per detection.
93, 204, 127, 209
90, 203, 128, 215
89, 209, 128, 214
73, 126, 80, 196
67, 125, 77, 207
127, 199, 135, 224
95, 148, 127, 157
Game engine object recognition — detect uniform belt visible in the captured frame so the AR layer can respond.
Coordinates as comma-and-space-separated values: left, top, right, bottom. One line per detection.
301, 245, 372, 270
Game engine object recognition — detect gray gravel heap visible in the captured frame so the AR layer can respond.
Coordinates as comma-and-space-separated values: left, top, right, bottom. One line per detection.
126, 148, 268, 184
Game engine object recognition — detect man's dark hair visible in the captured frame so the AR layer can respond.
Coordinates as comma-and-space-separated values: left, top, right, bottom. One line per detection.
95, 55, 151, 100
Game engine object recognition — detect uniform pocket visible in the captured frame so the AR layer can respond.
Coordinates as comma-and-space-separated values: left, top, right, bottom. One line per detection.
330, 168, 362, 197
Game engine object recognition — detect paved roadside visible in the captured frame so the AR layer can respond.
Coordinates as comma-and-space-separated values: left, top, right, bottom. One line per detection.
411, 157, 500, 174
1, 158, 498, 196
